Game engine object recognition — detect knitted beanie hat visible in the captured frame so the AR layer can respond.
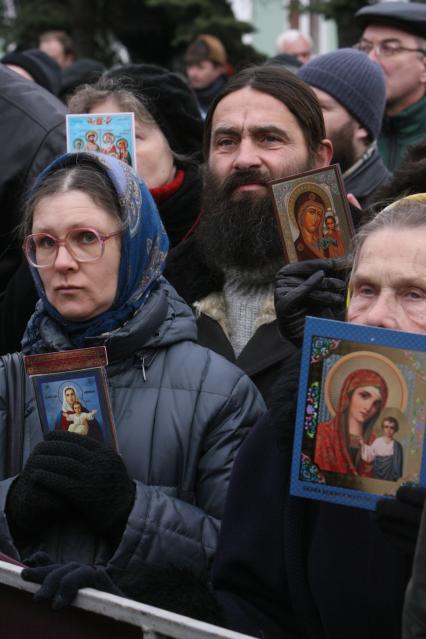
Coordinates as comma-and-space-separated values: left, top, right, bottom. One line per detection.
298, 48, 386, 140
185, 35, 227, 65
2, 48, 62, 95
105, 64, 203, 159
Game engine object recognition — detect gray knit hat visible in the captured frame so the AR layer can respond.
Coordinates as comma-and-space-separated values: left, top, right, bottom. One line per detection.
298, 48, 386, 140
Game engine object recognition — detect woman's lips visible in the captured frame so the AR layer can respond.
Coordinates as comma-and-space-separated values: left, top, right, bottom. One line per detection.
55, 286, 81, 293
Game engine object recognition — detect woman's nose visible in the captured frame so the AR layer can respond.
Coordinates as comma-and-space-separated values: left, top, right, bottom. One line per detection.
366, 399, 376, 413
362, 291, 397, 329
53, 244, 78, 270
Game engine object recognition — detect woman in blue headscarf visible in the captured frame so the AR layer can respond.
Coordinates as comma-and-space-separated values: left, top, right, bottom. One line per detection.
0, 153, 264, 597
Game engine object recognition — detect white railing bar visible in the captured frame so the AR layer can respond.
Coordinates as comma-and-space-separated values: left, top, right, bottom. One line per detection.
0, 560, 255, 639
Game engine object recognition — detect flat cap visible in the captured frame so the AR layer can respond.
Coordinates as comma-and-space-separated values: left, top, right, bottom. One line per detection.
355, 2, 426, 39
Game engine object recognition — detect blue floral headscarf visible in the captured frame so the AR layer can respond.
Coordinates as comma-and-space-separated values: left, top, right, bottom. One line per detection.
24, 152, 169, 349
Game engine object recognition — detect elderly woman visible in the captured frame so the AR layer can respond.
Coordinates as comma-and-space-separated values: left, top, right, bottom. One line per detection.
211, 197, 426, 638
0, 153, 264, 593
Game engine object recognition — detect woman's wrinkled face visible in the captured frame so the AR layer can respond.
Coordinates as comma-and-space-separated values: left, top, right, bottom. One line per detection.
90, 96, 176, 189
349, 385, 382, 425
32, 190, 121, 321
348, 228, 426, 332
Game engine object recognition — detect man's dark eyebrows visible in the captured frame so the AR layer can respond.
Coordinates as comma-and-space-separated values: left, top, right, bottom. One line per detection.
249, 124, 291, 142
212, 126, 240, 139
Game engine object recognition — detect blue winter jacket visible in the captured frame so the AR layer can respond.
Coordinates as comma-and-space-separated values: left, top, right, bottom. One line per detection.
0, 278, 265, 577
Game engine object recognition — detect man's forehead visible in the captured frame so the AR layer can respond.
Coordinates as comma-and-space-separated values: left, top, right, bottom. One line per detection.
211, 87, 301, 131
362, 23, 419, 44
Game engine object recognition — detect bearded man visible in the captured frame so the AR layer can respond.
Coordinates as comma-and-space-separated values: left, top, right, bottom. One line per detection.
298, 48, 391, 207
166, 65, 333, 403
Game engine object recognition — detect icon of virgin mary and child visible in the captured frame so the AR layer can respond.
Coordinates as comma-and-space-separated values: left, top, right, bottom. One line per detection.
313, 352, 406, 482
55, 385, 103, 441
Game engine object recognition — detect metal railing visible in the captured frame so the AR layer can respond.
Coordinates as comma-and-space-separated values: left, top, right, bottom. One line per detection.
0, 559, 255, 639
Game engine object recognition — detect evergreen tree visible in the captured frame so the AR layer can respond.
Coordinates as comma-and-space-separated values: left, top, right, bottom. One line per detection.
0, 0, 264, 68
308, 0, 368, 47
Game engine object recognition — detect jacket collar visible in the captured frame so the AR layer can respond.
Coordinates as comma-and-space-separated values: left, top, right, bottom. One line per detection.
194, 290, 276, 340
382, 94, 426, 136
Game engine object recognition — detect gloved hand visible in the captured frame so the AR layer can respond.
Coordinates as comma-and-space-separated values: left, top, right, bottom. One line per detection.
21, 552, 122, 610
18, 431, 136, 543
374, 486, 426, 554
22, 554, 224, 625
274, 257, 348, 345
6, 447, 72, 540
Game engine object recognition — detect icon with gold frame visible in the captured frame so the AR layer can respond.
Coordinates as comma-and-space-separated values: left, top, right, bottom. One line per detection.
270, 164, 355, 263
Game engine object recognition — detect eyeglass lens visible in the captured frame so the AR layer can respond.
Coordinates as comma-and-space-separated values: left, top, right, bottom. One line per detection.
357, 40, 421, 57
27, 229, 103, 266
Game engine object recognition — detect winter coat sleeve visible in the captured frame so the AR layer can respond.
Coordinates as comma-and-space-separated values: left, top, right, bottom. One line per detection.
22, 122, 66, 213
0, 478, 20, 560
210, 410, 298, 638
0, 261, 38, 355
108, 372, 265, 579
403, 504, 426, 639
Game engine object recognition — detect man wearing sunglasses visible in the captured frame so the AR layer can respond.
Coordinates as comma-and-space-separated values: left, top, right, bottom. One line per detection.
355, 1, 426, 170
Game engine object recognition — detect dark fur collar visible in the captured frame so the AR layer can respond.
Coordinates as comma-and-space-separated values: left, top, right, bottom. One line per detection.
164, 233, 223, 305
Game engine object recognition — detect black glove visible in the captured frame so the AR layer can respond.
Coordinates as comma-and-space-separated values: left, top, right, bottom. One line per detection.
6, 446, 72, 540
21, 553, 122, 610
374, 486, 426, 554
274, 258, 348, 345
22, 554, 224, 625
19, 431, 136, 543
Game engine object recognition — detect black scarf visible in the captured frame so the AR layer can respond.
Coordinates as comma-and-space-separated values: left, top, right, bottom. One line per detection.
157, 164, 202, 248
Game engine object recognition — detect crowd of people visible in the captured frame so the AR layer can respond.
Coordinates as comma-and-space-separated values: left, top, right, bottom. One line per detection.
1, 2, 426, 638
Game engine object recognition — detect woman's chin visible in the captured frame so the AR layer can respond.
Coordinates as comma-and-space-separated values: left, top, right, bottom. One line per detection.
52, 302, 105, 323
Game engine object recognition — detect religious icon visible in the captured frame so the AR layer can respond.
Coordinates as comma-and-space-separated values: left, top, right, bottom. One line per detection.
291, 318, 426, 510
24, 347, 118, 449
270, 164, 354, 263
66, 112, 137, 170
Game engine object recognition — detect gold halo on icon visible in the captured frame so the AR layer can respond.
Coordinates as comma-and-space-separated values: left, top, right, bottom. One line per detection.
324, 350, 408, 417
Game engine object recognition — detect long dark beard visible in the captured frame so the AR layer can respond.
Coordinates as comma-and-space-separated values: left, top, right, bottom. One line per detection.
196, 168, 285, 279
